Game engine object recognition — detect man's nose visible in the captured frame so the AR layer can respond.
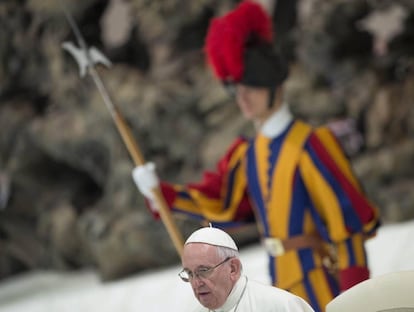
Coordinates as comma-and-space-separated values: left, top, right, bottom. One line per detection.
191, 275, 204, 287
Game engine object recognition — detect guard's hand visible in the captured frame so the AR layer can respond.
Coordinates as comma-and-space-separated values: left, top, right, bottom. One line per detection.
132, 162, 160, 211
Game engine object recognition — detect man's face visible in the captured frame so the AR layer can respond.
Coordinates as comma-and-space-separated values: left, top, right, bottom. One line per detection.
181, 243, 237, 309
235, 84, 271, 122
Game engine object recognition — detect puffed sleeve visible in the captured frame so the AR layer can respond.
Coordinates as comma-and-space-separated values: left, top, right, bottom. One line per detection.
300, 126, 380, 290
156, 136, 254, 226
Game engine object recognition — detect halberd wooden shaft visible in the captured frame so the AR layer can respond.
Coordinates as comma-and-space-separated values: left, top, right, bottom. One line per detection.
112, 107, 184, 256
59, 0, 184, 257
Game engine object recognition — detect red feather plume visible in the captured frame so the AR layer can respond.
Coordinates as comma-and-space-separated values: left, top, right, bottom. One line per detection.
204, 1, 273, 82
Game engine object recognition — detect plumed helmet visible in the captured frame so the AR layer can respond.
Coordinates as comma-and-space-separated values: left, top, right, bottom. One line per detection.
204, 1, 288, 88
185, 227, 238, 251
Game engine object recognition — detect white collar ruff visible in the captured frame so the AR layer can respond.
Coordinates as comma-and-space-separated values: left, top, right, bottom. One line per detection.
260, 103, 293, 139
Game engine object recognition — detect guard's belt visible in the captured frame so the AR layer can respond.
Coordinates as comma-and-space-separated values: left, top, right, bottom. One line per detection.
263, 234, 325, 257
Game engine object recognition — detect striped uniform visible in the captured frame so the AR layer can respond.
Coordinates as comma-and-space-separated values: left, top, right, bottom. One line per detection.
160, 119, 380, 312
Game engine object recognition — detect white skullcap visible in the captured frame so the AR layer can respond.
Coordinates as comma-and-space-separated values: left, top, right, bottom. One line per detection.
185, 227, 238, 251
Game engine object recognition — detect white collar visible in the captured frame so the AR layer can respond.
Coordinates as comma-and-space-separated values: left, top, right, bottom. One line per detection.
260, 103, 293, 139
212, 276, 247, 312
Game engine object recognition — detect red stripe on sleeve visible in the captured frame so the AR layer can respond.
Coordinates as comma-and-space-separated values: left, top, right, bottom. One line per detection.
309, 134, 375, 223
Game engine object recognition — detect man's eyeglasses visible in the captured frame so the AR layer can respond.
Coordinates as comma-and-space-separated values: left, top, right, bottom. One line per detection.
178, 257, 233, 282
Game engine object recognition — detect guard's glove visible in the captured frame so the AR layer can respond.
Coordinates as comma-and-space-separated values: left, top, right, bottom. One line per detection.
132, 162, 160, 212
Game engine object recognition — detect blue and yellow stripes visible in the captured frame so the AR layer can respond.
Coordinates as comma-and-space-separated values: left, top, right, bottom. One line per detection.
158, 119, 380, 312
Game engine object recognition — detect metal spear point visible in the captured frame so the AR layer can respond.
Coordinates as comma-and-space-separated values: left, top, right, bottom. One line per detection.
57, 0, 184, 256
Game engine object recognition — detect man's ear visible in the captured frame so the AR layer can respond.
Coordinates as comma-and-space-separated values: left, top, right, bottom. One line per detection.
229, 258, 242, 277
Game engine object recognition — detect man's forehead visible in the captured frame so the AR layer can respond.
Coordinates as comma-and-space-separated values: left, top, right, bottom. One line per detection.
184, 242, 217, 254
183, 243, 218, 264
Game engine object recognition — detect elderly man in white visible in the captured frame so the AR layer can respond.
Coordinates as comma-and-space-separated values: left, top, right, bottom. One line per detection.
179, 226, 315, 312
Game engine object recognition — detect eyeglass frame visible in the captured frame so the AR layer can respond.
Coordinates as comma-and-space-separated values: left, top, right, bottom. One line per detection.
178, 256, 234, 282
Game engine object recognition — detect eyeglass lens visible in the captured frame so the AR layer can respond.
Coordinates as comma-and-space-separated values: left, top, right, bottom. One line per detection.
179, 257, 232, 282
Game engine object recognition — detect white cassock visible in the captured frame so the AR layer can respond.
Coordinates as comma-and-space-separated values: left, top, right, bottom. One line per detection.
190, 276, 315, 312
